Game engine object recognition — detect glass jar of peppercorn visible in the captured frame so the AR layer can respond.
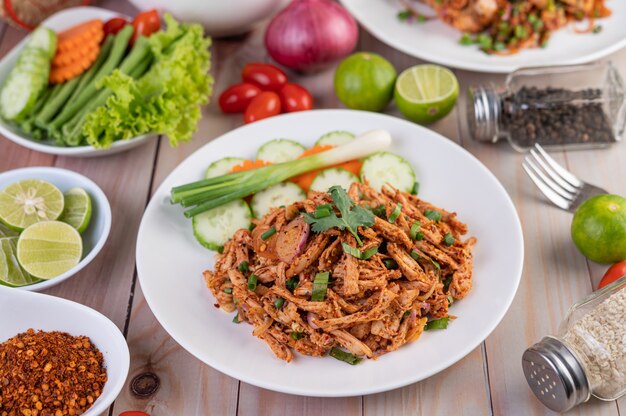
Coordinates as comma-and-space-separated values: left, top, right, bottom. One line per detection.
466, 62, 626, 152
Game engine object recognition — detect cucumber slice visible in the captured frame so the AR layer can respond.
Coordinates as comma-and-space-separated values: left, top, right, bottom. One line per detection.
310, 168, 359, 193
360, 151, 416, 193
256, 139, 306, 163
251, 182, 306, 218
192, 199, 252, 251
315, 130, 355, 147
205, 157, 245, 179
26, 27, 57, 59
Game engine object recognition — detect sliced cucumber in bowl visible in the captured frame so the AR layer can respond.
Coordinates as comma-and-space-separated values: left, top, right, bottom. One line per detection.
251, 182, 306, 219
256, 138, 306, 163
360, 151, 416, 193
310, 167, 359, 193
192, 199, 252, 251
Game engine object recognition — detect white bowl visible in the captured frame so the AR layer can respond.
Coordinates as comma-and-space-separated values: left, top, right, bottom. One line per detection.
0, 167, 112, 291
0, 286, 130, 416
0, 7, 153, 157
128, 0, 287, 37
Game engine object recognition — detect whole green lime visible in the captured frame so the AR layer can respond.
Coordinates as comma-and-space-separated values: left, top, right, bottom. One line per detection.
334, 52, 397, 112
571, 194, 626, 264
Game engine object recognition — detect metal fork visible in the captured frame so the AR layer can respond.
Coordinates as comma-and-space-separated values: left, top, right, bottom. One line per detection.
522, 144, 608, 212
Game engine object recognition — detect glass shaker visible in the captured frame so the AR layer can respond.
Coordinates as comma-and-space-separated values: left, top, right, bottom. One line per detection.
522, 276, 626, 412
466, 62, 626, 152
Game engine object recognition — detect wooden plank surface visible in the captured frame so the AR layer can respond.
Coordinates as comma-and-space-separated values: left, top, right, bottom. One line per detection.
0, 2, 624, 415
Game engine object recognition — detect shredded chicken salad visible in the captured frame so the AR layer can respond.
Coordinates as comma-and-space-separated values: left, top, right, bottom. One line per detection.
204, 183, 476, 364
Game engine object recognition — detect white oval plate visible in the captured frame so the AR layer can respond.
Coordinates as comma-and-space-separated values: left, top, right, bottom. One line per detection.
340, 0, 626, 73
136, 110, 524, 397
0, 167, 112, 291
0, 7, 153, 157
0, 286, 130, 415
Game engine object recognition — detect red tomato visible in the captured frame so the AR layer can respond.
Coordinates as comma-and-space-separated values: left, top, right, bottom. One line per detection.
131, 9, 160, 44
279, 83, 313, 113
119, 412, 150, 416
244, 92, 281, 123
242, 63, 287, 92
219, 83, 262, 113
103, 17, 129, 36
598, 261, 626, 289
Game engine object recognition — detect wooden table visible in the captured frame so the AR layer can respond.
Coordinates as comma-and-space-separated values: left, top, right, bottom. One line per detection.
1, 1, 625, 415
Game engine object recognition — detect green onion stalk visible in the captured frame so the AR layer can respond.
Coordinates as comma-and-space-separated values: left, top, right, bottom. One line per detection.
170, 129, 392, 217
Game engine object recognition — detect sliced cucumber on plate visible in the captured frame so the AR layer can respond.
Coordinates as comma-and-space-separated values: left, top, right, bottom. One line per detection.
193, 199, 252, 251
205, 157, 245, 179
251, 182, 306, 218
360, 151, 416, 193
315, 130, 355, 147
256, 138, 306, 163
310, 167, 359, 193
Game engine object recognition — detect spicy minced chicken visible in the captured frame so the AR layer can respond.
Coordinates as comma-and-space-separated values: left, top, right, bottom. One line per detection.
203, 182, 476, 363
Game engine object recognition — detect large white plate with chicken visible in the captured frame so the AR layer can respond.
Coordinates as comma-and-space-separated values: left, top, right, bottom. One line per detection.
339, 0, 626, 73
136, 109, 524, 397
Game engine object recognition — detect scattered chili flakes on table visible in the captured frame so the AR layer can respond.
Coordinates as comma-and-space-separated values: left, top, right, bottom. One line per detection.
0, 328, 107, 416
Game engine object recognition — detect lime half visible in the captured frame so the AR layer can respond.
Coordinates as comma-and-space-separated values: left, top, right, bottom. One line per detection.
0, 236, 41, 287
17, 221, 82, 280
59, 188, 92, 233
0, 179, 64, 231
394, 64, 459, 124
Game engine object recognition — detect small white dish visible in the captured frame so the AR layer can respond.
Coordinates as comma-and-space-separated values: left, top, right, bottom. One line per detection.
0, 7, 153, 157
0, 286, 130, 416
0, 167, 112, 291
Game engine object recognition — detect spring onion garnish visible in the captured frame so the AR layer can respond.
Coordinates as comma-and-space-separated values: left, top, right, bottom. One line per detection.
286, 277, 299, 292
314, 204, 333, 219
238, 261, 249, 273
410, 221, 421, 240
291, 331, 303, 341
443, 275, 452, 291
410, 250, 421, 261
311, 272, 330, 301
372, 204, 387, 218
329, 347, 363, 365
388, 203, 402, 223
247, 274, 258, 291
232, 314, 241, 324
403, 310, 411, 317
425, 317, 449, 330
383, 258, 398, 269
274, 297, 285, 309
432, 259, 441, 270
342, 242, 378, 260
443, 233, 455, 246
361, 246, 378, 260
261, 226, 276, 240
170, 130, 392, 217
224, 287, 232, 294
411, 181, 420, 195
448, 295, 454, 305
414, 231, 425, 241
425, 209, 442, 222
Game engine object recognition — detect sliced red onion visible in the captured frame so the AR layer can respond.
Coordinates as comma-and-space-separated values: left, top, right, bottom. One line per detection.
307, 312, 320, 329
276, 217, 310, 263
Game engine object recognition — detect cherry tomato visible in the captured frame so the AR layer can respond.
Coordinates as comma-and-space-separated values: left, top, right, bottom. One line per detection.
244, 91, 281, 123
131, 9, 160, 44
103, 17, 129, 36
598, 261, 626, 289
242, 63, 287, 92
219, 83, 262, 113
119, 412, 150, 416
279, 83, 313, 113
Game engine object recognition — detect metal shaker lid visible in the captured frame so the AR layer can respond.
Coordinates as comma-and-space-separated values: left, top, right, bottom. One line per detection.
522, 336, 590, 413
466, 85, 501, 143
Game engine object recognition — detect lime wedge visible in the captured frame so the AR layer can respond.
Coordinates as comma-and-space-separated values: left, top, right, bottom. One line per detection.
0, 236, 42, 287
394, 64, 459, 124
17, 221, 82, 280
0, 179, 64, 231
59, 188, 92, 233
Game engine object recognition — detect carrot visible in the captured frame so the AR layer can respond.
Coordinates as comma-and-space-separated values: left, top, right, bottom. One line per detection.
229, 159, 272, 173
50, 46, 100, 84
299, 144, 333, 158
52, 36, 101, 67
57, 19, 104, 53
289, 144, 363, 192
50, 19, 105, 83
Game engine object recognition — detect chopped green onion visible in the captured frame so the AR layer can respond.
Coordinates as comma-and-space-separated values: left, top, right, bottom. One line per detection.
311, 272, 330, 301
247, 274, 258, 291
494, 42, 506, 51
410, 221, 421, 240
527, 13, 537, 23
447, 294, 455, 305
315, 204, 333, 219
362, 246, 379, 260
261, 227, 276, 240
342, 242, 379, 260
532, 20, 544, 32
443, 233, 455, 246
443, 275, 452, 291
286, 277, 299, 292
425, 209, 442, 222
425, 317, 449, 330
372, 204, 387, 218
238, 261, 249, 273
383, 258, 398, 269
432, 259, 441, 270
476, 34, 492, 50
291, 331, 303, 341
459, 33, 474, 45
274, 297, 285, 309
514, 25, 527, 39
232, 314, 241, 324
416, 15, 427, 22
224, 287, 233, 294
329, 347, 362, 365
411, 181, 420, 195
593, 25, 603, 34
397, 10, 412, 21
388, 203, 402, 223
410, 250, 421, 261
404, 310, 411, 317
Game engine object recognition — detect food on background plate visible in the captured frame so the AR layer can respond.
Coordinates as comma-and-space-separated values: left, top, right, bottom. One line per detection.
204, 183, 476, 363
598, 261, 626, 289
0, 328, 107, 415
0, 179, 91, 287
397, 0, 611, 54
571, 194, 626, 264
0, 11, 213, 149
264, 0, 358, 71
334, 52, 397, 112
